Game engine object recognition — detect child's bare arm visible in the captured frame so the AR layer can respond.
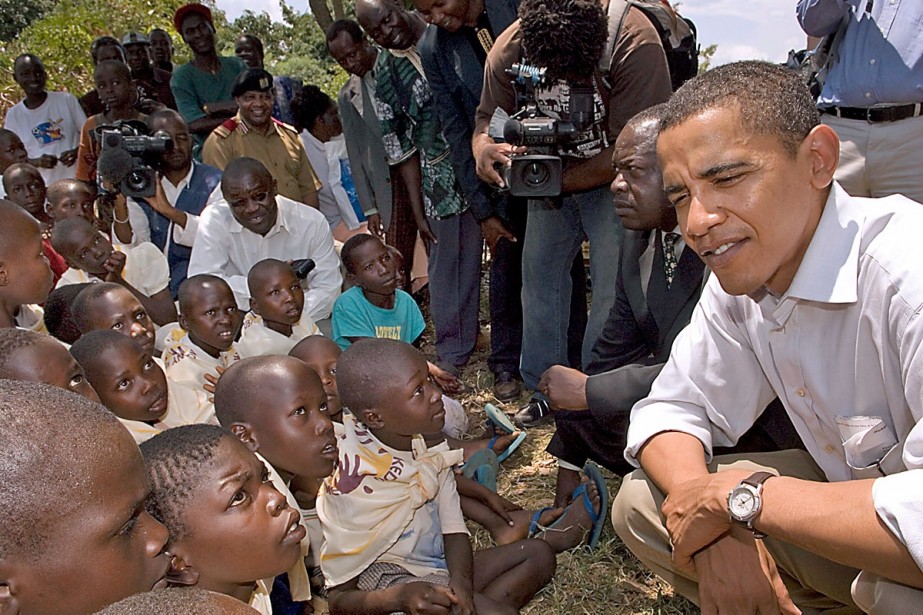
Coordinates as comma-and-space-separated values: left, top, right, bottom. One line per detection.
443, 533, 476, 615
329, 576, 456, 614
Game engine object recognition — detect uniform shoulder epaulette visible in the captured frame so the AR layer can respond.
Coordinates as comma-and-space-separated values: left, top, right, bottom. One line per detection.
272, 117, 297, 133
214, 117, 239, 138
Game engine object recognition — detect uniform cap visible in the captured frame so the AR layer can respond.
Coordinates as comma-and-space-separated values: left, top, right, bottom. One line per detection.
231, 68, 274, 97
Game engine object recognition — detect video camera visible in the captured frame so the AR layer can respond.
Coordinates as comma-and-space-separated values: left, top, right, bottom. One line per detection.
501, 63, 595, 199
95, 120, 173, 199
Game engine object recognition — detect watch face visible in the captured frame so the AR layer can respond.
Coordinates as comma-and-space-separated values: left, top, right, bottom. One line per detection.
729, 487, 759, 519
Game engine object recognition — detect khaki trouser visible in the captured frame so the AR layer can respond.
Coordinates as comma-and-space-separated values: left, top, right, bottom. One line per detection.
611, 449, 867, 614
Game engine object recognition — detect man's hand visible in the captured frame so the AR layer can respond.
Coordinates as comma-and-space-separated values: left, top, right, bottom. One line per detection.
663, 470, 751, 572
693, 532, 800, 615
396, 582, 457, 614
479, 216, 516, 257
428, 361, 461, 395
30, 154, 57, 169
415, 216, 439, 257
59, 148, 78, 166
539, 365, 589, 411
472, 133, 525, 187
103, 250, 127, 282
366, 213, 385, 240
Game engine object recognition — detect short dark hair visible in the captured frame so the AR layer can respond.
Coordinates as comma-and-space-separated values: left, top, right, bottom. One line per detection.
337, 338, 421, 412
294, 84, 334, 134
518, 0, 608, 82
140, 424, 232, 541
340, 233, 382, 275
94, 59, 132, 82
326, 19, 365, 46
246, 258, 292, 296
238, 33, 264, 54
0, 381, 124, 560
50, 216, 100, 257
13, 54, 43, 72
90, 36, 125, 64
146, 108, 186, 131
214, 355, 308, 427
0, 328, 45, 376
94, 587, 255, 615
2, 162, 40, 192
45, 283, 92, 344
219, 156, 271, 196
46, 178, 91, 206
661, 60, 819, 157
72, 282, 127, 333
70, 330, 142, 387
177, 274, 230, 316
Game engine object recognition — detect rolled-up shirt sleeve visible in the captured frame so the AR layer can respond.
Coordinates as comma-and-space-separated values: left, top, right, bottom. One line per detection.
873, 470, 923, 573
301, 220, 342, 322
624, 277, 778, 467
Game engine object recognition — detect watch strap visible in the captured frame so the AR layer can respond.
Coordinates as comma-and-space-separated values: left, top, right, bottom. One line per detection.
742, 471, 775, 490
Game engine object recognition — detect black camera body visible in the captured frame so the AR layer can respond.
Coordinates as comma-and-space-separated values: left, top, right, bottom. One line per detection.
501, 64, 594, 199
96, 120, 173, 198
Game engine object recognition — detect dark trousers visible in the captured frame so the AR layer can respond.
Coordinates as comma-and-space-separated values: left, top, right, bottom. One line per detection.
386, 165, 419, 289
487, 202, 587, 376
546, 397, 804, 475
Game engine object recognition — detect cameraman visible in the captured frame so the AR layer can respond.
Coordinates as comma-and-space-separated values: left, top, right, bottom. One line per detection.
473, 0, 671, 424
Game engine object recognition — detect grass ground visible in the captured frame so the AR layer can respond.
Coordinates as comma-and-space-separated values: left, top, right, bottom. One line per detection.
415, 274, 699, 615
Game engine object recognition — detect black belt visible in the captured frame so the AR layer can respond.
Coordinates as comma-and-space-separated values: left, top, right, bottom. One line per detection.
822, 103, 923, 123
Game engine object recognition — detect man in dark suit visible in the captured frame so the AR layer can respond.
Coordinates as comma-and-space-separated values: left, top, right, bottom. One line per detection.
540, 104, 700, 501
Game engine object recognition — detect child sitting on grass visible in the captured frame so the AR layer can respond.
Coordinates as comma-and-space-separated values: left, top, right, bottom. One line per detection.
0, 200, 54, 330
0, 327, 99, 401
2, 162, 69, 283
71, 330, 212, 442
0, 380, 170, 615
287, 335, 593, 552
163, 275, 243, 416
51, 216, 177, 325
237, 258, 320, 358
214, 355, 339, 612
319, 338, 556, 614
141, 424, 310, 614
73, 281, 157, 355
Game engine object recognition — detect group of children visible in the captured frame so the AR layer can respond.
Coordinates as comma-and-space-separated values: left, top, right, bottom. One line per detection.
0, 184, 608, 613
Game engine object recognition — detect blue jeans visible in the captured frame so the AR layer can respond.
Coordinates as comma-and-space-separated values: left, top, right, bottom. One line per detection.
519, 185, 623, 390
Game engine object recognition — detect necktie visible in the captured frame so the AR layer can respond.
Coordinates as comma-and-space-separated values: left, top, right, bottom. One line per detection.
663, 232, 680, 288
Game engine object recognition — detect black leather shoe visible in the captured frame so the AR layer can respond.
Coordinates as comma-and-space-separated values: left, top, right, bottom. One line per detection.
492, 371, 522, 402
513, 398, 553, 429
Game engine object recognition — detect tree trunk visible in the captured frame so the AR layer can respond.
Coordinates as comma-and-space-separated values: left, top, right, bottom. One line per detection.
309, 0, 334, 32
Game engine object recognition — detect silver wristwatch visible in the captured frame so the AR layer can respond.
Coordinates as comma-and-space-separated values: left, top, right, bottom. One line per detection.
727, 471, 774, 539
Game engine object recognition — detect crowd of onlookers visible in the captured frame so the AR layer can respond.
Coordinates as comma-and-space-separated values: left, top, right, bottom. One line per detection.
1, 0, 923, 613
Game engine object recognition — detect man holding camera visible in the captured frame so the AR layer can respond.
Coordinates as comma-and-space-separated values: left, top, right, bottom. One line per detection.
473, 0, 671, 423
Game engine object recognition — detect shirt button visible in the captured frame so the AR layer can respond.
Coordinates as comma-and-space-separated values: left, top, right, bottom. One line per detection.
869, 59, 876, 65
865, 92, 872, 98
795, 388, 806, 397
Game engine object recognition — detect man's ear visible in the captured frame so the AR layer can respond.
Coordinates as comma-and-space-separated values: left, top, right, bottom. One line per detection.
229, 422, 259, 452
248, 297, 261, 317
165, 551, 199, 587
360, 407, 385, 429
177, 310, 189, 331
804, 124, 839, 190
0, 263, 8, 288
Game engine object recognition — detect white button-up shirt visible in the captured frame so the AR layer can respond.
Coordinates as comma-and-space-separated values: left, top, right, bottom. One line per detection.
625, 183, 923, 569
187, 195, 342, 320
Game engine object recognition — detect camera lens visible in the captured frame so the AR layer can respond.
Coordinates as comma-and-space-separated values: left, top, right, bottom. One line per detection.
523, 161, 550, 186
127, 171, 148, 192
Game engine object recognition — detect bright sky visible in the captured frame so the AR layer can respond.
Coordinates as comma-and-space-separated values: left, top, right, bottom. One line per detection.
214, 0, 809, 66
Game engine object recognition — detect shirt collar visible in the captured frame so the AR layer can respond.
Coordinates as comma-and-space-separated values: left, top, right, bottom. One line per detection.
782, 183, 860, 304
234, 111, 280, 137
161, 161, 196, 192
302, 129, 324, 152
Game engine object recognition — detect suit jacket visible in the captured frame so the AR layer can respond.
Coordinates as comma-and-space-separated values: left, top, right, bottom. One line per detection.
418, 0, 519, 222
337, 74, 395, 229
584, 229, 706, 426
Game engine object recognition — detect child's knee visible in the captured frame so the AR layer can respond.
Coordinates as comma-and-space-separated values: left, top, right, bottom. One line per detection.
523, 538, 556, 582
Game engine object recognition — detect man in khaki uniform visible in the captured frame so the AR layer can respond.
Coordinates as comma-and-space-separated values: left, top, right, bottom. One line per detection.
203, 68, 320, 206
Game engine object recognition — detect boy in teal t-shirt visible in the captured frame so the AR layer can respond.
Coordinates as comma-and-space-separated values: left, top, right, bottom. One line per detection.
332, 235, 424, 349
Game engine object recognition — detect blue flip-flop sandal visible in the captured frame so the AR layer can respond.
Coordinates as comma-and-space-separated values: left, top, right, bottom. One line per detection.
579, 462, 609, 548
484, 404, 527, 463
461, 448, 499, 492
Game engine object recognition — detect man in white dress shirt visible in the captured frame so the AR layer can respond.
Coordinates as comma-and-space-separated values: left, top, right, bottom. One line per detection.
611, 61, 923, 615
188, 157, 341, 321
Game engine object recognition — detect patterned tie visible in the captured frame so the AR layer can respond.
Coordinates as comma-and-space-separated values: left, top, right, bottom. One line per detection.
663, 232, 680, 288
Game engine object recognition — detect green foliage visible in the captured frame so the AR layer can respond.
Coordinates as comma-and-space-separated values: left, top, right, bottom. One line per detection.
0, 0, 57, 43
220, 1, 347, 100
698, 43, 718, 73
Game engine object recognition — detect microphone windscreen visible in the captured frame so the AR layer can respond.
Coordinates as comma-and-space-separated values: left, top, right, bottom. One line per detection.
97, 147, 133, 185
